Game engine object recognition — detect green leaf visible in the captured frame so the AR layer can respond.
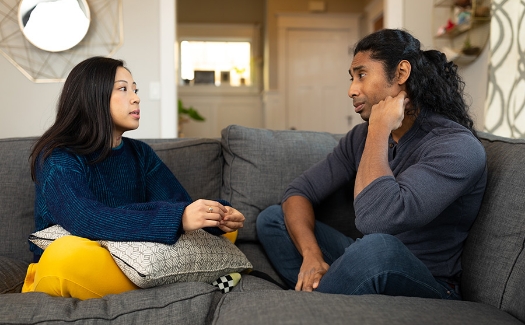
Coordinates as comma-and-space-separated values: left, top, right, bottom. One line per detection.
178, 100, 205, 122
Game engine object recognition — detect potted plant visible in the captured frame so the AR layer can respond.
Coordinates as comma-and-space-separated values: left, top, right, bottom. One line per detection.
178, 100, 205, 137
461, 36, 480, 56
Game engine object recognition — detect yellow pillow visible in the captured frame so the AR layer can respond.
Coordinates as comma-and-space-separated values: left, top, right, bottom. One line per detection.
222, 230, 238, 244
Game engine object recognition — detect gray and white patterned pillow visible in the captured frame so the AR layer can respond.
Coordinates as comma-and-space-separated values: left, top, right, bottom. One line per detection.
29, 225, 252, 288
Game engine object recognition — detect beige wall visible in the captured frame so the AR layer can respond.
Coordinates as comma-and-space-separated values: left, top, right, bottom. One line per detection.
0, 0, 167, 139
178, 0, 265, 24
401, 0, 488, 131
0, 56, 61, 138
265, 0, 366, 90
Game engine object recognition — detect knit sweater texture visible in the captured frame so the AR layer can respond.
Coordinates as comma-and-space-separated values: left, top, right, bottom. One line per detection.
31, 137, 225, 261
282, 111, 488, 279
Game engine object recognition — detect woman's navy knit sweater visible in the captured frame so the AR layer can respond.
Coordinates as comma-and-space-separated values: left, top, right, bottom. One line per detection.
31, 137, 224, 261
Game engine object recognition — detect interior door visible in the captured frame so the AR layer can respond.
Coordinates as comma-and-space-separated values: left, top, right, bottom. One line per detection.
286, 29, 358, 133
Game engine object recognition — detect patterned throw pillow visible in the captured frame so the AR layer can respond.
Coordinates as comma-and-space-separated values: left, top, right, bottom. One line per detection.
29, 225, 252, 288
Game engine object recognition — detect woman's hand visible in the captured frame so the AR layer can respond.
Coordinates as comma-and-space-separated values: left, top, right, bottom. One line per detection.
182, 199, 227, 232
218, 206, 245, 233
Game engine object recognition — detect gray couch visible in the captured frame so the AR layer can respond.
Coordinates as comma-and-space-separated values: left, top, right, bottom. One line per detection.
0, 124, 524, 324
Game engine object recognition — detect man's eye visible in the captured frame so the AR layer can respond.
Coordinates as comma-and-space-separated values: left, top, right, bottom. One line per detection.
359, 73, 365, 79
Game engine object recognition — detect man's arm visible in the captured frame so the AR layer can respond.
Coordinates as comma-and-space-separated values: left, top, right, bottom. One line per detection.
282, 195, 329, 292
354, 92, 408, 198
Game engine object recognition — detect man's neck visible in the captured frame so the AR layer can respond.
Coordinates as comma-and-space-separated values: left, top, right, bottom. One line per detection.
391, 114, 417, 143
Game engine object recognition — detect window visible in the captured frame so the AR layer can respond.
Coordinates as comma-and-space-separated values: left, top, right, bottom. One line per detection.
177, 23, 260, 88
180, 41, 251, 86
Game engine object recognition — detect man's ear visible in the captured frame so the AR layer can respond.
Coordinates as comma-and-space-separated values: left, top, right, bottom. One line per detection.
396, 60, 411, 85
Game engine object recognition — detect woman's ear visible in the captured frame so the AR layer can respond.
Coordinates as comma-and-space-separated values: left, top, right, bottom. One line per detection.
396, 60, 411, 85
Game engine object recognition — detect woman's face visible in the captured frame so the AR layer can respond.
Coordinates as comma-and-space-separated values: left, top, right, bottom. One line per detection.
110, 67, 140, 137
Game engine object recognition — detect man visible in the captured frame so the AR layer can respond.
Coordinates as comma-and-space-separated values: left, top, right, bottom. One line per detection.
256, 29, 487, 299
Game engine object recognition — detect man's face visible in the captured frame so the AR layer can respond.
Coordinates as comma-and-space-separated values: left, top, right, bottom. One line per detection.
348, 51, 403, 121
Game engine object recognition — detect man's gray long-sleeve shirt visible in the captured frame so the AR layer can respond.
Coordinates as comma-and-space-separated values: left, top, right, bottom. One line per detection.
282, 111, 487, 280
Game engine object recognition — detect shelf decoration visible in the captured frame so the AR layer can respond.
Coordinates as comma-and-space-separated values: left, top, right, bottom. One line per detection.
433, 0, 491, 65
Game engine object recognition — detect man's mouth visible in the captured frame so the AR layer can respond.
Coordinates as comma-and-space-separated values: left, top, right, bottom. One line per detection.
354, 102, 365, 113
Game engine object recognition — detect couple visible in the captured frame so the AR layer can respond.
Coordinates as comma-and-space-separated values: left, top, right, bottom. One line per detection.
23, 29, 487, 301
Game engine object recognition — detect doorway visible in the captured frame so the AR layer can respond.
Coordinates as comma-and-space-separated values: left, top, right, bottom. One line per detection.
277, 14, 360, 134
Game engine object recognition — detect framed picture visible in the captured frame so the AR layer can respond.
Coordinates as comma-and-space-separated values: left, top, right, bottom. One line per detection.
220, 71, 230, 84
194, 70, 215, 84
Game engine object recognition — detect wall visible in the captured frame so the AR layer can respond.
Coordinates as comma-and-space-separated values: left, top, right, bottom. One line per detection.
484, 0, 525, 138
0, 54, 61, 139
178, 0, 264, 24
0, 0, 170, 139
383, 0, 488, 131
410, 0, 489, 131
265, 0, 366, 90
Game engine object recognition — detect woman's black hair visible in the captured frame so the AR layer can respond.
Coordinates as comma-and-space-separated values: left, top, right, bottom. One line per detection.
354, 29, 476, 136
30, 56, 125, 181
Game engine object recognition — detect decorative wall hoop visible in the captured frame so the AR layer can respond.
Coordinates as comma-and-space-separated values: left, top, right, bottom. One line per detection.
0, 0, 123, 83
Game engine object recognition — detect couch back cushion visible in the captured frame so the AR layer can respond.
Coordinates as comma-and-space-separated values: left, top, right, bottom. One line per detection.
146, 138, 223, 202
0, 138, 38, 263
221, 125, 362, 242
462, 132, 525, 322
0, 137, 222, 264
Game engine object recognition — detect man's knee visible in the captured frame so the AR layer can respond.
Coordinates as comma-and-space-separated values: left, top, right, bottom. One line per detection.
345, 233, 409, 265
256, 205, 284, 234
359, 233, 404, 248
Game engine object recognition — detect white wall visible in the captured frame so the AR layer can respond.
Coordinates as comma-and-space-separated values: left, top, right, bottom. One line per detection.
398, 0, 488, 130
0, 0, 175, 139
0, 56, 61, 139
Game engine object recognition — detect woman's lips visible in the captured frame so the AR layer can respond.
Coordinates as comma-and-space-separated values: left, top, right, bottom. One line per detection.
130, 110, 140, 119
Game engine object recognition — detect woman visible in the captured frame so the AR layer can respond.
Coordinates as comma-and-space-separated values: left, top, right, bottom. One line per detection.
22, 56, 245, 299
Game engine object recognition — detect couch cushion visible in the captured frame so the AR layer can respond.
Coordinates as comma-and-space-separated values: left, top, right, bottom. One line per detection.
230, 274, 284, 292
0, 282, 221, 324
147, 138, 223, 201
0, 137, 38, 263
236, 241, 286, 287
221, 125, 362, 242
213, 291, 522, 325
0, 256, 29, 294
462, 132, 525, 323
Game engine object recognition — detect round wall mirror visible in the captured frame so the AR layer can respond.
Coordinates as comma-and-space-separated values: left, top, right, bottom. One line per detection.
18, 0, 91, 52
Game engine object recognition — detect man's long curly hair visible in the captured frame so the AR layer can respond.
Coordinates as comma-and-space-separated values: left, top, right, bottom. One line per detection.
354, 29, 477, 137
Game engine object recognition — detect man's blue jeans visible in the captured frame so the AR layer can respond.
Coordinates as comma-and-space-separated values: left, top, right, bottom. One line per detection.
256, 205, 461, 299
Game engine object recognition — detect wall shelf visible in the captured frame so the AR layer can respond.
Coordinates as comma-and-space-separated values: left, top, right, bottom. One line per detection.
433, 0, 491, 65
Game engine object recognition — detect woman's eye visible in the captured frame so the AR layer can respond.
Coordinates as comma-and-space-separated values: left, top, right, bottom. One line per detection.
118, 87, 127, 91
134, 89, 139, 94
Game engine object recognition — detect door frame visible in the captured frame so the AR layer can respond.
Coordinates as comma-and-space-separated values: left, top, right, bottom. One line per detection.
267, 13, 360, 130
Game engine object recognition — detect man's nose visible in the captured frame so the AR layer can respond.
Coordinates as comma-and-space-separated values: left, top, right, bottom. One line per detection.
348, 83, 358, 98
